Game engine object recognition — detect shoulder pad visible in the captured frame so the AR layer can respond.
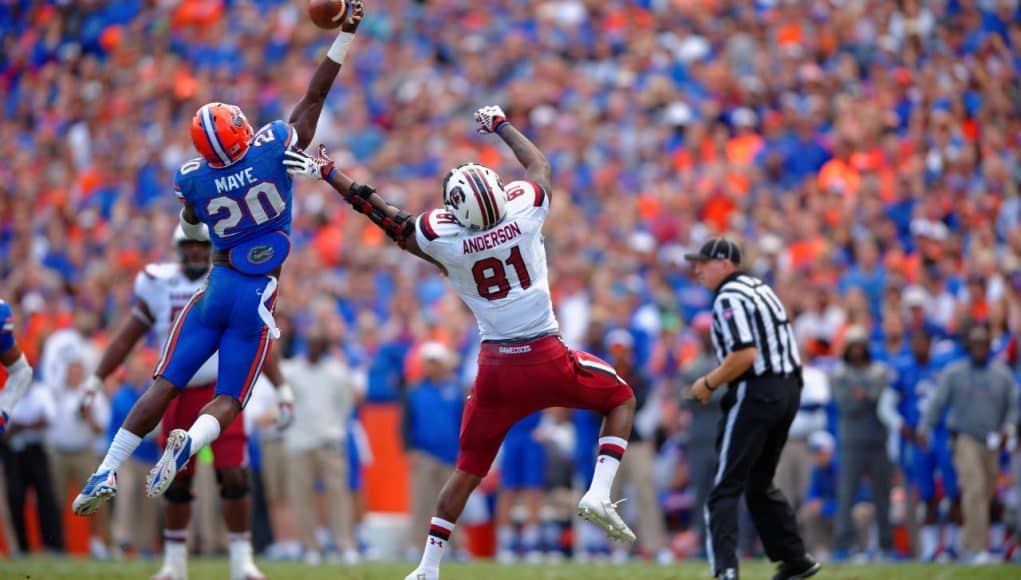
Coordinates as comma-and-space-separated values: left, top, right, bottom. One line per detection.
418, 209, 463, 241
140, 263, 181, 282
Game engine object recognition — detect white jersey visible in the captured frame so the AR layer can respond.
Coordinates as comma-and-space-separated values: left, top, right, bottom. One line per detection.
415, 180, 559, 342
134, 263, 217, 387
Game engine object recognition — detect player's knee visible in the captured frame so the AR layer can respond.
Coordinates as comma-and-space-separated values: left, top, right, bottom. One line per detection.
216, 467, 249, 499
165, 479, 194, 504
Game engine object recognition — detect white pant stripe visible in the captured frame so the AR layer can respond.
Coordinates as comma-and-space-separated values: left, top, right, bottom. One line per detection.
705, 381, 747, 573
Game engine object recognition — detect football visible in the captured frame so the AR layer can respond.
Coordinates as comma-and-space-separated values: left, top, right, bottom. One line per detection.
308, 0, 348, 29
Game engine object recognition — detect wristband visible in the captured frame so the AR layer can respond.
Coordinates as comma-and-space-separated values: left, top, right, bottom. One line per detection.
325, 166, 337, 182
703, 376, 715, 391
327, 31, 355, 64
494, 120, 510, 135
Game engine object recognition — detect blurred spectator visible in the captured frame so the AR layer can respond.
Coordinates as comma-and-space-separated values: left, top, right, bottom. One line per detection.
797, 431, 874, 560
47, 358, 111, 559
281, 330, 359, 564
38, 308, 100, 392
777, 344, 831, 511
402, 342, 463, 560
605, 329, 671, 564
0, 380, 61, 552
496, 412, 546, 563
830, 325, 895, 559
920, 323, 1019, 563
107, 353, 160, 557
679, 312, 723, 550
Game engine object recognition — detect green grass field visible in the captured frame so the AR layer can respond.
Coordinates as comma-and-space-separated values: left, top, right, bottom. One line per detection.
1, 557, 1018, 580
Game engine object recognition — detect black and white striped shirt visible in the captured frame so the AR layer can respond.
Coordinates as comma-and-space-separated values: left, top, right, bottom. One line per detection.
710, 272, 801, 378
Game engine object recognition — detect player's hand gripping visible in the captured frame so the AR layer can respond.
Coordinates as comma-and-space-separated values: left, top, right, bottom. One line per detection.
283, 145, 335, 181
341, 0, 365, 33
474, 105, 509, 135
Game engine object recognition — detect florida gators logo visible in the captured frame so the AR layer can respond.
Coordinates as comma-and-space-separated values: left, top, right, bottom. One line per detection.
229, 107, 246, 128
447, 187, 466, 209
248, 245, 274, 264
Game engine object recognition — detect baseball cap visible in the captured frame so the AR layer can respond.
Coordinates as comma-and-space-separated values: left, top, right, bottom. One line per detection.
605, 329, 634, 350
420, 341, 451, 364
684, 238, 743, 265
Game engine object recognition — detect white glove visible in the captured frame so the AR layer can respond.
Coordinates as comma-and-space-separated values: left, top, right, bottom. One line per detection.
79, 374, 103, 417
275, 383, 295, 431
282, 145, 335, 181
474, 105, 509, 135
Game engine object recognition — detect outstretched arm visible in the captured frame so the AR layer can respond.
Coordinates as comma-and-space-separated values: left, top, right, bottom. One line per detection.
283, 147, 447, 274
475, 105, 552, 195
289, 1, 365, 149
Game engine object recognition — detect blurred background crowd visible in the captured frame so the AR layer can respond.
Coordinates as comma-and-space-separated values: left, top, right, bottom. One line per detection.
1, 0, 1020, 568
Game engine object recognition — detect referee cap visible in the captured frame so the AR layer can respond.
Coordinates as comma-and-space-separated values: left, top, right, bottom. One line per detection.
684, 238, 742, 266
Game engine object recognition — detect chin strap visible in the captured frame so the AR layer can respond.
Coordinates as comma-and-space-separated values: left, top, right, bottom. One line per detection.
344, 182, 415, 248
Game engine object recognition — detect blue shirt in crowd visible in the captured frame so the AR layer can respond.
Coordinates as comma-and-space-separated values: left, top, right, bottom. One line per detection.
109, 383, 160, 464
404, 377, 464, 465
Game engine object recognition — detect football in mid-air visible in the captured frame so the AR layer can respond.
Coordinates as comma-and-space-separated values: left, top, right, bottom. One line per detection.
308, 0, 348, 29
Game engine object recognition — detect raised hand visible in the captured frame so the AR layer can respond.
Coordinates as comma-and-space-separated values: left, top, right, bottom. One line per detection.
283, 144, 336, 181
474, 105, 508, 135
341, 0, 365, 33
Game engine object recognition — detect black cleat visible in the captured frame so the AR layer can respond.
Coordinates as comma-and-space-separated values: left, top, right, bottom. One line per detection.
772, 556, 821, 580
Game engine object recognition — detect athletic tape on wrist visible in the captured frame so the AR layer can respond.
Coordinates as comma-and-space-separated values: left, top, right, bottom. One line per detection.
327, 32, 355, 64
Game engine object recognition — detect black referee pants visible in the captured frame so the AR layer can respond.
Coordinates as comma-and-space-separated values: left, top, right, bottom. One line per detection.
705, 376, 806, 575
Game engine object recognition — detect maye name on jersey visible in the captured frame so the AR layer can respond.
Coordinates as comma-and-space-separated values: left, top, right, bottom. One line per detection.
173, 120, 298, 251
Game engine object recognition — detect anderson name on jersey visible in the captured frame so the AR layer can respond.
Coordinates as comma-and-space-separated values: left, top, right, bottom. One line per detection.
415, 180, 558, 342
134, 263, 217, 387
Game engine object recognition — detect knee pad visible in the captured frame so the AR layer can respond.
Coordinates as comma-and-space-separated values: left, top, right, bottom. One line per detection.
217, 468, 250, 500
165, 481, 194, 504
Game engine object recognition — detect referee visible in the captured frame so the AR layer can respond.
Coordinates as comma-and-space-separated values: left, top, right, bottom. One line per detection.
685, 238, 820, 580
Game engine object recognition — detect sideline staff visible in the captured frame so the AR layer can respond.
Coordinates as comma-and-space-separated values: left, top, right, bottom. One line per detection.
685, 238, 819, 580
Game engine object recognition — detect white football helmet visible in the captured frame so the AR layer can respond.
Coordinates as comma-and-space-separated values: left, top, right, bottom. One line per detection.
173, 222, 210, 244
442, 163, 507, 230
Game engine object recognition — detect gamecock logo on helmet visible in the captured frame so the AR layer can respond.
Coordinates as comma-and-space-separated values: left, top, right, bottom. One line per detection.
447, 187, 466, 209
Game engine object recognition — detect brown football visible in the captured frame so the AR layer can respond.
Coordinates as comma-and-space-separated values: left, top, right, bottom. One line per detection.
308, 0, 348, 30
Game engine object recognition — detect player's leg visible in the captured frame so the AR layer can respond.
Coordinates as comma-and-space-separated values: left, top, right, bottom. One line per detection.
565, 349, 636, 543
519, 434, 548, 562
405, 369, 522, 580
210, 412, 264, 580
915, 446, 941, 560
496, 434, 524, 562
75, 292, 218, 516
148, 303, 269, 499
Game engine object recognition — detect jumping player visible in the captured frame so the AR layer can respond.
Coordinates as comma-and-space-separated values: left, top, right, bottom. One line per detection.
284, 105, 638, 580
72, 1, 365, 522
77, 224, 294, 579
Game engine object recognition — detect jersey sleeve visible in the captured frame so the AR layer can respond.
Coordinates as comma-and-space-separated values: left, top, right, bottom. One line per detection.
414, 209, 461, 262
252, 120, 299, 158
131, 270, 158, 327
172, 168, 188, 204
0, 300, 15, 353
504, 180, 550, 222
714, 294, 756, 351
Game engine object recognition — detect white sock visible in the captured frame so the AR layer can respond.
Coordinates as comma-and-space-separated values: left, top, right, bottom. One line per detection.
522, 524, 541, 552
921, 525, 939, 559
163, 529, 188, 568
589, 436, 628, 498
497, 525, 515, 552
186, 414, 221, 458
229, 532, 253, 567
419, 517, 454, 571
98, 428, 143, 473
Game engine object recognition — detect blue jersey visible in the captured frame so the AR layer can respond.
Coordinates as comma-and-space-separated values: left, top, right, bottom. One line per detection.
174, 120, 297, 252
0, 299, 14, 353
891, 352, 952, 429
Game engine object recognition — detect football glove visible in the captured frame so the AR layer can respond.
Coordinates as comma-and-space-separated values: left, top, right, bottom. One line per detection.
275, 382, 295, 431
283, 145, 335, 181
474, 105, 509, 135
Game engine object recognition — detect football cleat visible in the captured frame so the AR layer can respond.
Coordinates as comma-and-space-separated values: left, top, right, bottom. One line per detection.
577, 492, 636, 544
147, 429, 192, 498
403, 569, 438, 580
72, 470, 118, 516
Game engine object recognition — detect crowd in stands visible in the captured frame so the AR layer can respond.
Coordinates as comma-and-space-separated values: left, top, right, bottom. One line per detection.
1, 0, 1020, 565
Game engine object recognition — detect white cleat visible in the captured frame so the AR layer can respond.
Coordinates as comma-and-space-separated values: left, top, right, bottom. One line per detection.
147, 429, 192, 498
577, 492, 637, 545
150, 564, 187, 580
231, 561, 266, 580
404, 568, 439, 580
72, 470, 118, 516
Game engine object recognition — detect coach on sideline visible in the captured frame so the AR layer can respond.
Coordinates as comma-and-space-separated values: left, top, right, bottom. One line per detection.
685, 238, 820, 580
